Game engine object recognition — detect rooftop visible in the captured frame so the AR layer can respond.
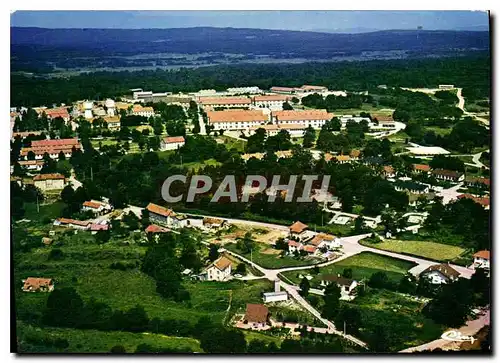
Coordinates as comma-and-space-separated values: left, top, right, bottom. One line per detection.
207, 110, 268, 123
421, 264, 460, 280
33, 173, 65, 181
244, 303, 269, 324
146, 203, 175, 218
272, 109, 333, 121
289, 221, 308, 234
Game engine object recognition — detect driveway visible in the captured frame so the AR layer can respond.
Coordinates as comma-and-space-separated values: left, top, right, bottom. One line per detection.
436, 182, 464, 205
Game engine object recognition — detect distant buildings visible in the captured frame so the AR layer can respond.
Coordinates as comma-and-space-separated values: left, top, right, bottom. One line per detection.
431, 169, 464, 182
199, 96, 252, 109
253, 94, 290, 110
131, 104, 155, 118
82, 200, 113, 215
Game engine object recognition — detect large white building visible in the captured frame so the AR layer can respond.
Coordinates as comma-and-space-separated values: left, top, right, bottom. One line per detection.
420, 264, 460, 284
207, 109, 269, 131
105, 99, 116, 116
227, 86, 262, 94
199, 97, 252, 109
247, 123, 306, 138
131, 105, 155, 118
272, 109, 333, 129
160, 136, 185, 151
253, 95, 291, 110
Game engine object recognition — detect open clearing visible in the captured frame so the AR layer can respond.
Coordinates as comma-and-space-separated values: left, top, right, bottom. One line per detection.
281, 252, 415, 285
359, 239, 465, 262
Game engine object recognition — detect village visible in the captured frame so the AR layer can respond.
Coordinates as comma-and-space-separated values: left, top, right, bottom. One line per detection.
12, 80, 490, 353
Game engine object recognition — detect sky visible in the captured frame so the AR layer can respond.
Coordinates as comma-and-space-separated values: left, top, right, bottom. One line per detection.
10, 10, 489, 32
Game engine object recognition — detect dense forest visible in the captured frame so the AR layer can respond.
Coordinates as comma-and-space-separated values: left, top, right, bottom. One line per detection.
10, 56, 490, 107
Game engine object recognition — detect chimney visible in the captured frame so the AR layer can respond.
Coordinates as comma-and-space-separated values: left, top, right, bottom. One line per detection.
275, 280, 280, 293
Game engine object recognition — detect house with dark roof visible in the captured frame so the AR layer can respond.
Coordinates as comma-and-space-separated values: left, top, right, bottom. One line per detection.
244, 303, 270, 328
419, 263, 460, 284
205, 256, 232, 281
394, 180, 430, 194
431, 169, 464, 182
465, 177, 490, 189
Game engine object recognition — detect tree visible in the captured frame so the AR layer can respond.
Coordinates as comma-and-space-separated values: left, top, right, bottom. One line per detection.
354, 216, 366, 233
200, 327, 247, 353
246, 128, 267, 153
299, 277, 310, 297
423, 279, 474, 327
469, 268, 490, 306
322, 282, 341, 320
235, 263, 246, 275
208, 244, 220, 262
368, 271, 391, 289
302, 126, 316, 148
334, 305, 362, 334
110, 345, 126, 353
43, 288, 84, 327
342, 268, 353, 279
398, 273, 417, 295
179, 240, 202, 272
95, 229, 111, 244
237, 232, 254, 254
369, 324, 391, 352
282, 102, 293, 110
247, 339, 268, 353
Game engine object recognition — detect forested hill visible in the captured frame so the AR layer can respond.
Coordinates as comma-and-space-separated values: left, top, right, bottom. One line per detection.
10, 56, 490, 107
11, 27, 489, 57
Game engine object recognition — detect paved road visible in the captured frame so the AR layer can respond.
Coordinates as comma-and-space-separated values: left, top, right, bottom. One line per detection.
198, 113, 207, 135
436, 182, 464, 205
447, 151, 489, 169
400, 309, 490, 352
221, 247, 368, 348
371, 121, 407, 139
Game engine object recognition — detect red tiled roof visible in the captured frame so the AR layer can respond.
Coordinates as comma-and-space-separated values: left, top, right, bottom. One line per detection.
207, 110, 268, 123
458, 194, 490, 207
163, 136, 185, 144
383, 166, 395, 174
372, 114, 394, 122
244, 304, 269, 324
288, 240, 302, 248
473, 250, 490, 260
303, 245, 317, 253
145, 224, 170, 233
309, 233, 336, 246
146, 203, 175, 218
203, 217, 225, 225
253, 95, 290, 102
432, 169, 461, 178
33, 173, 65, 181
199, 97, 252, 105
350, 150, 361, 158
90, 224, 109, 231
44, 108, 70, 119
56, 218, 90, 227
272, 109, 332, 121
289, 221, 308, 234
23, 277, 53, 291
213, 256, 232, 271
31, 138, 79, 149
413, 164, 431, 172
83, 201, 103, 209
301, 85, 327, 91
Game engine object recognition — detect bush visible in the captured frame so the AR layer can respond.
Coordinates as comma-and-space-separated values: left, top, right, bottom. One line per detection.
48, 248, 64, 260
110, 345, 127, 353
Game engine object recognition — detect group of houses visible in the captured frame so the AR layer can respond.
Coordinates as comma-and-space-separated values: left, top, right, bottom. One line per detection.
287, 221, 341, 257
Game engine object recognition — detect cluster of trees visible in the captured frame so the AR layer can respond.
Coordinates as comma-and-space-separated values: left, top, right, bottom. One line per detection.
315, 118, 370, 153
429, 155, 465, 172
424, 197, 489, 250
11, 56, 489, 107
246, 128, 292, 153
141, 232, 202, 301
301, 93, 372, 111
11, 181, 44, 220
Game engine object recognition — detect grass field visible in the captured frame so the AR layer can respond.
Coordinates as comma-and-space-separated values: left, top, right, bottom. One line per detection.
424, 126, 452, 136
174, 158, 222, 172
359, 239, 466, 262
347, 289, 443, 352
225, 243, 321, 269
16, 322, 202, 353
281, 252, 415, 286
216, 135, 247, 152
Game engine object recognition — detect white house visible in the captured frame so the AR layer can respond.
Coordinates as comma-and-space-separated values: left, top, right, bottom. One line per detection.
131, 104, 155, 117
420, 264, 460, 284
205, 256, 232, 281
82, 200, 113, 215
53, 218, 91, 230
320, 275, 359, 300
252, 94, 290, 110
289, 221, 309, 239
473, 250, 490, 270
309, 233, 341, 250
288, 240, 304, 254
263, 280, 288, 303
202, 217, 227, 231
160, 136, 185, 151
